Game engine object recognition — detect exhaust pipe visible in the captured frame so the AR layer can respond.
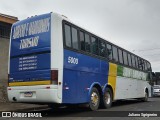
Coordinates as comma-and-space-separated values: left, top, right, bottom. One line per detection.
13, 97, 17, 102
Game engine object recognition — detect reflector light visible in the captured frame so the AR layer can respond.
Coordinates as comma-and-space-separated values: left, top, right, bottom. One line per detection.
46, 86, 50, 89
8, 88, 11, 90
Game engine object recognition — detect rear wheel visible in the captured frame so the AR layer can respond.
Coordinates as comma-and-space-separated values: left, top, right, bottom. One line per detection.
89, 87, 100, 111
102, 88, 112, 109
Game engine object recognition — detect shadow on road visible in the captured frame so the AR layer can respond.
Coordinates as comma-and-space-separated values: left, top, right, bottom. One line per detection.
20, 99, 152, 117
112, 99, 150, 107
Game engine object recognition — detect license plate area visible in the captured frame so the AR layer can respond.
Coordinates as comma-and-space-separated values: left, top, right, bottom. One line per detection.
24, 92, 33, 97
20, 91, 36, 98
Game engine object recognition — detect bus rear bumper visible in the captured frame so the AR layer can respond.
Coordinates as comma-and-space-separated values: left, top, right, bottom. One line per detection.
7, 85, 61, 103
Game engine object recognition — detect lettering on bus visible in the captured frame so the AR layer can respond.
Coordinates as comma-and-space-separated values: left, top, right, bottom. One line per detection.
12, 17, 50, 39
20, 36, 39, 49
18, 56, 38, 71
68, 56, 78, 64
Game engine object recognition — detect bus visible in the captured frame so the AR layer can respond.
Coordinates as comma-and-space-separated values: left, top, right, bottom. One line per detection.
8, 12, 152, 111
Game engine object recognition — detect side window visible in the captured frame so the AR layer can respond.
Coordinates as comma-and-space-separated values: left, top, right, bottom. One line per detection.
147, 62, 151, 71
118, 49, 123, 64
112, 46, 118, 62
135, 56, 138, 68
123, 51, 128, 65
64, 24, 71, 47
144, 61, 148, 71
91, 37, 99, 55
71, 27, 78, 49
128, 53, 132, 67
80, 31, 85, 51
106, 44, 112, 60
85, 33, 91, 52
141, 60, 145, 70
138, 58, 142, 70
99, 40, 106, 57
131, 55, 136, 68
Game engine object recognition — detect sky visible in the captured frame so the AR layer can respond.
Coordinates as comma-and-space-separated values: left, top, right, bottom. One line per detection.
0, 0, 160, 72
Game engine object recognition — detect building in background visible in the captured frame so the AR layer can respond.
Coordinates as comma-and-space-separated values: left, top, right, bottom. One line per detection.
0, 13, 18, 84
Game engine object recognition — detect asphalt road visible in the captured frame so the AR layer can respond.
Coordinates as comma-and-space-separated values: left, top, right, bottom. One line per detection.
1, 97, 160, 120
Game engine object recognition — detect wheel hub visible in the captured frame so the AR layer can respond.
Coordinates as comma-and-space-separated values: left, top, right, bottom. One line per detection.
104, 92, 111, 104
91, 92, 99, 106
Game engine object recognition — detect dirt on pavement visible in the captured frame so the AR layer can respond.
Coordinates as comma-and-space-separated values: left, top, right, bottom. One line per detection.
0, 84, 8, 103
0, 102, 48, 112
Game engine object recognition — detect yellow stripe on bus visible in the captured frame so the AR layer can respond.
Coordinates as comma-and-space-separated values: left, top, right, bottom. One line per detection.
9, 80, 51, 86
108, 63, 117, 99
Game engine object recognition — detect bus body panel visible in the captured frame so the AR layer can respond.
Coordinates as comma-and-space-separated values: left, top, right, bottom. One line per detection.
111, 64, 151, 99
9, 13, 51, 84
9, 53, 50, 84
10, 13, 51, 57
115, 76, 151, 99
8, 13, 63, 103
50, 13, 64, 100
8, 85, 60, 103
62, 49, 109, 103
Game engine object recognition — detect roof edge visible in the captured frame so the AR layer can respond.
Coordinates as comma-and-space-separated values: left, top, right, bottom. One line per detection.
0, 13, 18, 20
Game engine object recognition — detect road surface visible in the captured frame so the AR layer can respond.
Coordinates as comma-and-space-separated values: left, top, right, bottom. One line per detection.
1, 97, 160, 120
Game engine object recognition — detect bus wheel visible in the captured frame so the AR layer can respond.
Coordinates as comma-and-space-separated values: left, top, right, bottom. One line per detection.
142, 91, 148, 102
89, 87, 100, 111
48, 104, 60, 109
102, 88, 112, 109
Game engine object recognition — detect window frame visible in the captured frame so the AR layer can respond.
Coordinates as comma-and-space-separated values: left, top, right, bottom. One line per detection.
71, 27, 79, 50
62, 20, 151, 73
79, 30, 85, 51
118, 48, 123, 64
106, 43, 113, 61
99, 39, 107, 57
64, 24, 72, 48
84, 33, 91, 52
127, 53, 132, 67
112, 45, 119, 63
131, 54, 136, 68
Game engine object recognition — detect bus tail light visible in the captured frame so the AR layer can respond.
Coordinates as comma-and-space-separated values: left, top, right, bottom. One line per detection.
51, 70, 58, 85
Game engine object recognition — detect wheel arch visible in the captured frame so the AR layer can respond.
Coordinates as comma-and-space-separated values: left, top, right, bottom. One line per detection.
145, 87, 149, 95
88, 82, 102, 101
103, 83, 114, 100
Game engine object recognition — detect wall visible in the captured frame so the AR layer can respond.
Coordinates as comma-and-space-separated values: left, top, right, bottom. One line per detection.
0, 37, 9, 102
0, 37, 9, 83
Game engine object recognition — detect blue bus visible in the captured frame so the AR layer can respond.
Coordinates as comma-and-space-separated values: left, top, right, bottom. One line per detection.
8, 12, 152, 110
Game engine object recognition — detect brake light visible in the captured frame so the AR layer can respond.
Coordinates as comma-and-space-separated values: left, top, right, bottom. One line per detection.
51, 70, 58, 85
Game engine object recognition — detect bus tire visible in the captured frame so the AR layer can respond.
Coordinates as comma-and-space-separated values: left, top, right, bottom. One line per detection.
102, 88, 112, 109
89, 87, 100, 111
48, 103, 60, 109
142, 91, 148, 102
